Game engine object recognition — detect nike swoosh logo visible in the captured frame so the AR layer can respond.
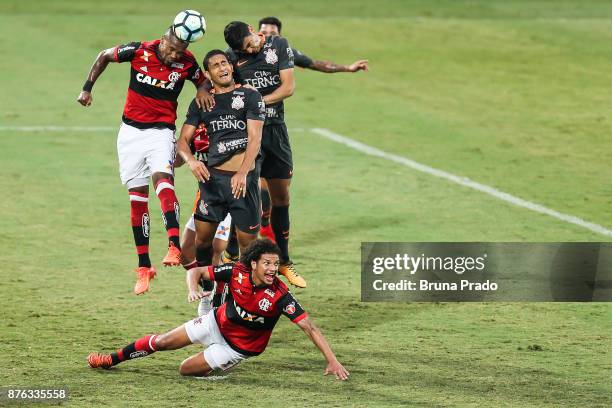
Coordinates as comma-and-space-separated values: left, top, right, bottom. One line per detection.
237, 60, 248, 66
249, 224, 260, 230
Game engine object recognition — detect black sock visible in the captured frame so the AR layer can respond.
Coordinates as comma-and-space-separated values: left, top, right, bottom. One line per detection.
271, 205, 290, 262
226, 224, 239, 259
261, 188, 271, 226
196, 245, 214, 291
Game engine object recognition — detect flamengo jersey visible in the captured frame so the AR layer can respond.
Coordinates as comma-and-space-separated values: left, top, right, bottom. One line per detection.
114, 40, 205, 130
208, 262, 307, 356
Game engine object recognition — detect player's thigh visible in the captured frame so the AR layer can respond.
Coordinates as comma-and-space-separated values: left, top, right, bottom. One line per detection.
266, 178, 291, 206
194, 219, 219, 248
155, 325, 193, 351
179, 351, 213, 377
145, 128, 176, 176
117, 123, 149, 185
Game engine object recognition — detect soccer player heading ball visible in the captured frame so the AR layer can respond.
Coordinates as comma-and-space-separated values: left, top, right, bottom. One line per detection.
88, 239, 349, 380
76, 13, 213, 295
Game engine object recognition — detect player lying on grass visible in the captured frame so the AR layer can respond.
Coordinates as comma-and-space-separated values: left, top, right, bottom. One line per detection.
88, 239, 349, 380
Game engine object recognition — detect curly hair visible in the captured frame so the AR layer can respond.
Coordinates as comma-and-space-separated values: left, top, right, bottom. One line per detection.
240, 239, 281, 265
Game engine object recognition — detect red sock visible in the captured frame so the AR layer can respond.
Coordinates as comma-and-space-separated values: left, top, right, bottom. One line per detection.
129, 192, 151, 268
155, 178, 180, 248
110, 334, 158, 365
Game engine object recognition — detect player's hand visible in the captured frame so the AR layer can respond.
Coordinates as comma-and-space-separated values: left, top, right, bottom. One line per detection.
187, 289, 206, 303
77, 91, 93, 106
324, 360, 349, 381
231, 171, 247, 199
195, 88, 215, 112
188, 159, 209, 182
348, 60, 369, 72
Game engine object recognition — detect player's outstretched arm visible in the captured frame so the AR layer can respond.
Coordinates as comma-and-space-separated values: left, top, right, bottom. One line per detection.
296, 317, 350, 380
186, 266, 212, 302
310, 59, 369, 73
262, 68, 295, 105
76, 48, 116, 107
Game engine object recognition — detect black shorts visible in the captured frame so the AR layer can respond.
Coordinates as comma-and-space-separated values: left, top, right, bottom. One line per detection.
194, 168, 261, 234
259, 123, 292, 179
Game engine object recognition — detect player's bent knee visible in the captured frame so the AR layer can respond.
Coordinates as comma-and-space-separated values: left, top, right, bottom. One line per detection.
179, 354, 212, 377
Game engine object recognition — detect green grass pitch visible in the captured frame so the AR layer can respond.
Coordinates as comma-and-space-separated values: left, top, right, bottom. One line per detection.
0, 1, 610, 406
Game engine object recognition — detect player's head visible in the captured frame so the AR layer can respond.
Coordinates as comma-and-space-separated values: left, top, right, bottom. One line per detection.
259, 16, 282, 37
203, 49, 234, 87
224, 21, 263, 54
241, 239, 281, 286
159, 28, 189, 66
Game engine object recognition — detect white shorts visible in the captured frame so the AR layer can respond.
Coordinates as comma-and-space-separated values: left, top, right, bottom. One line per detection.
117, 122, 176, 188
184, 310, 247, 371
185, 213, 233, 242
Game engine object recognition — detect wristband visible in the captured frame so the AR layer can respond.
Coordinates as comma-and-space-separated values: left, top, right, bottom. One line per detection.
82, 80, 94, 92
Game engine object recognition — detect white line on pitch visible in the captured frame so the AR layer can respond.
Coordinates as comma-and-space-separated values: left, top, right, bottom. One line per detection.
0, 126, 116, 132
310, 127, 612, 238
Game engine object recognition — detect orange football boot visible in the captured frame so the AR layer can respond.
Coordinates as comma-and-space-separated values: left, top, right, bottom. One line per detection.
278, 262, 306, 288
162, 242, 181, 266
87, 353, 113, 369
134, 266, 156, 295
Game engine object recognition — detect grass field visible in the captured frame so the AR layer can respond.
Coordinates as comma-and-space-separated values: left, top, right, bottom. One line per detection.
1, 1, 611, 406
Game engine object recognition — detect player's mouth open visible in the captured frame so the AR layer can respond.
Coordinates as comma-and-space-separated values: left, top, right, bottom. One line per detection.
219, 72, 229, 78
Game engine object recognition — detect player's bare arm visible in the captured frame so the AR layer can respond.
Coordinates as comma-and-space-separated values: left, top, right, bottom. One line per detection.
310, 59, 369, 73
296, 316, 350, 380
231, 118, 263, 199
177, 123, 210, 182
76, 47, 115, 106
262, 68, 295, 105
186, 265, 212, 302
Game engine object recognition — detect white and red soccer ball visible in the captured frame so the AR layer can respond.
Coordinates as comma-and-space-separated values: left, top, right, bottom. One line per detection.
172, 10, 206, 43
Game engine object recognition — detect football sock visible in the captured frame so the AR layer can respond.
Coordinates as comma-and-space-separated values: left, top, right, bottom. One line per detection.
129, 192, 151, 268
196, 245, 214, 292
110, 334, 158, 366
271, 205, 290, 263
261, 187, 271, 227
226, 224, 239, 259
155, 178, 181, 249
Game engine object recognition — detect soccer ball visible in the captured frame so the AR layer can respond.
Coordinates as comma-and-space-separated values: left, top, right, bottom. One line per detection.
172, 10, 206, 43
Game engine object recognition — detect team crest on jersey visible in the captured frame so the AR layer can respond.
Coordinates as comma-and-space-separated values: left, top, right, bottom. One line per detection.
218, 142, 227, 153
264, 288, 275, 297
168, 71, 181, 83
231, 95, 245, 110
142, 213, 150, 237
283, 302, 296, 315
259, 298, 272, 312
198, 200, 208, 215
264, 48, 278, 64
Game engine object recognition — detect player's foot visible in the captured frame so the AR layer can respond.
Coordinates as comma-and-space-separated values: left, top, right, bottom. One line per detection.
162, 242, 181, 266
87, 353, 113, 369
259, 224, 276, 243
278, 262, 306, 288
134, 266, 156, 295
222, 250, 239, 264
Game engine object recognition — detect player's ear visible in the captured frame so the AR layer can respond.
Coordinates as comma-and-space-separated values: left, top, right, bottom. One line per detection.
251, 260, 257, 271
204, 70, 211, 81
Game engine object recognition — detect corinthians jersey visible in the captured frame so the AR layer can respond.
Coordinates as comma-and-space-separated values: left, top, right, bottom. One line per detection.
208, 262, 307, 356
184, 85, 265, 168
114, 40, 205, 130
226, 35, 294, 125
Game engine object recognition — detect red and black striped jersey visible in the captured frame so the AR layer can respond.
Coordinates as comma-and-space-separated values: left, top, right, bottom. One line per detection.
114, 40, 205, 130
208, 262, 307, 356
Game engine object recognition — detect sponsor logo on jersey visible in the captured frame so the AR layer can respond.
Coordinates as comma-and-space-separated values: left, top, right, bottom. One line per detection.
265, 288, 276, 297
210, 115, 246, 133
259, 298, 272, 312
235, 302, 265, 323
286, 47, 294, 58
171, 62, 185, 69
264, 48, 278, 64
141, 51, 151, 62
217, 137, 247, 154
265, 107, 278, 118
135, 73, 176, 90
118, 45, 136, 54
244, 71, 280, 90
168, 71, 181, 82
142, 213, 150, 237
283, 302, 296, 315
231, 95, 245, 110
